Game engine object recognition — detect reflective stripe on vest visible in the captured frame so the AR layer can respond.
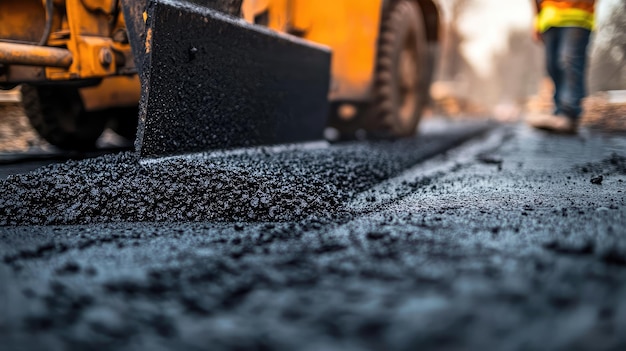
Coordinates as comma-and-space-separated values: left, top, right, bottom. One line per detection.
539, 0, 595, 13
536, 0, 595, 32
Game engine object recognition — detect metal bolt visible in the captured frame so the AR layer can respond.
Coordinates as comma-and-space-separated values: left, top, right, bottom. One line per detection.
99, 48, 113, 67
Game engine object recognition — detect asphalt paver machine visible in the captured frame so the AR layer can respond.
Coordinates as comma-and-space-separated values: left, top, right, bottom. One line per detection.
0, 0, 440, 157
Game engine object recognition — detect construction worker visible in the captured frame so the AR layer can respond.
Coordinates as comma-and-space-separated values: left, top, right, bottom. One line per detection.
527, 0, 595, 133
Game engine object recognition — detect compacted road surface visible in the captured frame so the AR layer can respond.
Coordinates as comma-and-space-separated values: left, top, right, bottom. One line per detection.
1, 120, 625, 350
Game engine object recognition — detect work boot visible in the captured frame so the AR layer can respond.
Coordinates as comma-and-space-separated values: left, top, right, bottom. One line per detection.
526, 113, 577, 134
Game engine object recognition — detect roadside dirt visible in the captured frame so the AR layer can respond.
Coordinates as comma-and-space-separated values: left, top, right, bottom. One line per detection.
583, 94, 626, 131
0, 103, 44, 152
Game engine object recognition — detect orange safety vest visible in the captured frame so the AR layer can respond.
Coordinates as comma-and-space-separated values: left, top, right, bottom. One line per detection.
536, 0, 595, 32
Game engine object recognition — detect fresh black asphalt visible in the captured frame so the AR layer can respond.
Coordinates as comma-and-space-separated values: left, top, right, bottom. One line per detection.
1, 121, 625, 351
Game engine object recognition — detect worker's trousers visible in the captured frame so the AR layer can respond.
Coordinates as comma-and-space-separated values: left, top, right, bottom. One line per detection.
542, 27, 591, 120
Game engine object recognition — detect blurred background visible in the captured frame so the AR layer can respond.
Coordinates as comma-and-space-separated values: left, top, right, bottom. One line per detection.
430, 0, 626, 127
1, 0, 625, 152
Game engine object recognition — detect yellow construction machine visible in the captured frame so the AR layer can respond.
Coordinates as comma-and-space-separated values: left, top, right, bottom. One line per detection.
0, 0, 440, 152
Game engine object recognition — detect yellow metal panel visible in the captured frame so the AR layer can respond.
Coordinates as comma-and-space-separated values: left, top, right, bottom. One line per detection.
3, 0, 385, 104
79, 75, 140, 111
0, 0, 46, 43
253, 0, 381, 101
47, 36, 116, 79
54, 0, 120, 79
268, 0, 290, 30
242, 0, 271, 23
291, 0, 382, 101
66, 0, 113, 36
221, 0, 383, 102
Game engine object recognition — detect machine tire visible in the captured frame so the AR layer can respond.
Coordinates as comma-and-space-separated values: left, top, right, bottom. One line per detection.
21, 85, 107, 150
370, 0, 429, 137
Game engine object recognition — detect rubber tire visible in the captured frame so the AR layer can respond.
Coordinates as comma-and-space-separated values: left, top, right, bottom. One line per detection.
370, 0, 429, 137
21, 85, 107, 150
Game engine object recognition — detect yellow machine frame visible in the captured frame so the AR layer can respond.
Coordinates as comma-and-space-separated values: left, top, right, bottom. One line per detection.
0, 0, 140, 110
243, 0, 439, 105
0, 0, 439, 115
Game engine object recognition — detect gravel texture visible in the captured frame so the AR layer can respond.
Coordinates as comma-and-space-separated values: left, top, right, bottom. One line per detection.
1, 123, 626, 351
0, 126, 486, 225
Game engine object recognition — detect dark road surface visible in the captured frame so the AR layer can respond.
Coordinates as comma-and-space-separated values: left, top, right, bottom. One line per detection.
1, 120, 626, 351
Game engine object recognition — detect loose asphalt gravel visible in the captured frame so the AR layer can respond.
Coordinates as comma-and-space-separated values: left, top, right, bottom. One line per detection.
1, 121, 626, 351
